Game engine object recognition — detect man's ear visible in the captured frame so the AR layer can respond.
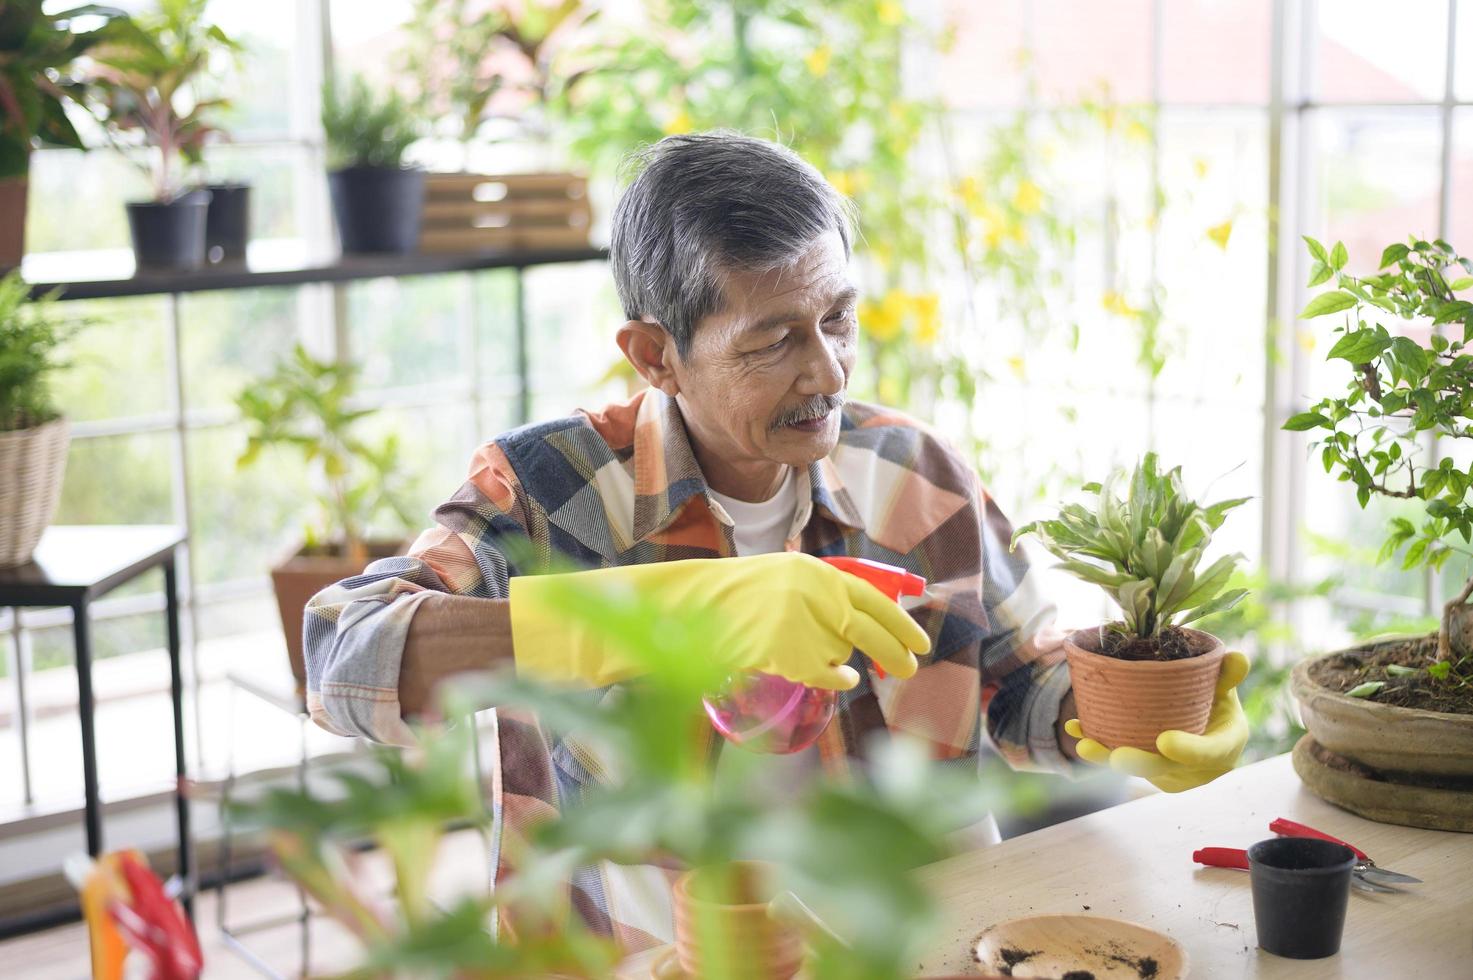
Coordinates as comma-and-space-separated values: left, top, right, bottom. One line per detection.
616, 320, 682, 396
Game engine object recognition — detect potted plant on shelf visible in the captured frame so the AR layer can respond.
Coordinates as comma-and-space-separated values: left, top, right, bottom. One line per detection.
0, 271, 77, 567
0, 2, 126, 269
236, 344, 415, 697
88, 0, 242, 271
322, 74, 424, 255
1013, 454, 1249, 751
1284, 235, 1473, 831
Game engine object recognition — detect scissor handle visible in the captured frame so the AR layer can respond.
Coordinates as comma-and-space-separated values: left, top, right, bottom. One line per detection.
1269, 818, 1369, 861
1193, 847, 1249, 870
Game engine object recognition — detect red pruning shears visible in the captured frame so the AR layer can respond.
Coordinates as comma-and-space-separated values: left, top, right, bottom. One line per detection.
1194, 817, 1423, 893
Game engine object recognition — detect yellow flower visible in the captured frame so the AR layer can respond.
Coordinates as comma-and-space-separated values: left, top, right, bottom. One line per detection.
910, 292, 940, 345
805, 45, 832, 78
1206, 219, 1233, 250
1125, 119, 1152, 144
878, 375, 903, 405
860, 294, 902, 342
664, 109, 694, 135
1193, 157, 1211, 179
1297, 327, 1316, 353
828, 169, 871, 198
878, 0, 904, 26
1012, 179, 1044, 215
1102, 291, 1141, 318
1006, 355, 1026, 379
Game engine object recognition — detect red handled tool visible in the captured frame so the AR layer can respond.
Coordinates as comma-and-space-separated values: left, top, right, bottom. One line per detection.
1193, 817, 1422, 893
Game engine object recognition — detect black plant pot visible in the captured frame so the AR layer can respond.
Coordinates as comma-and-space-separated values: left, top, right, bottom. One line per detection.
126, 190, 211, 271
203, 183, 251, 264
327, 166, 425, 255
1248, 837, 1355, 959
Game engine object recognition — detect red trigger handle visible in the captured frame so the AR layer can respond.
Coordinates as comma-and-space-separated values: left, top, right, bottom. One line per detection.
1193, 847, 1250, 870
1269, 818, 1368, 861
819, 556, 927, 680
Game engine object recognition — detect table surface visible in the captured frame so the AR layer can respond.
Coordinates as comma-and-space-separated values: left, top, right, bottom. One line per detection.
0, 525, 185, 601
619, 754, 1472, 978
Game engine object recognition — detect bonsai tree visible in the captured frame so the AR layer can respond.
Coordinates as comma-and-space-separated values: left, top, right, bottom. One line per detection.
86, 0, 240, 202
321, 74, 419, 171
235, 344, 414, 565
0, 1, 124, 181
1286, 235, 1473, 695
1014, 453, 1249, 657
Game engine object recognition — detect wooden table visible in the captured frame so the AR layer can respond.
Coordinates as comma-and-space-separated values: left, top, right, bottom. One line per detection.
619, 754, 1471, 977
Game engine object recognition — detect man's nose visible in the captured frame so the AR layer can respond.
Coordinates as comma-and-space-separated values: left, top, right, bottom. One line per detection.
796, 331, 847, 396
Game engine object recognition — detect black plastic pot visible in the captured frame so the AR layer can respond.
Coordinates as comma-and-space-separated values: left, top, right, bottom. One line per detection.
1248, 837, 1355, 959
126, 190, 211, 271
203, 183, 251, 264
327, 166, 425, 255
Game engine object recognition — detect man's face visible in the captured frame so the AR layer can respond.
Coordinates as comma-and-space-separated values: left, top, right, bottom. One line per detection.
670, 232, 858, 479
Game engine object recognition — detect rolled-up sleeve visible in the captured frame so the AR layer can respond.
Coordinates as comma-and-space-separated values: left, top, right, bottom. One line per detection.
303, 443, 533, 742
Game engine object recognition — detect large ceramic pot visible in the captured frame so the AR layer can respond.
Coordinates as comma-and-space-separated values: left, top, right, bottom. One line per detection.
1063, 626, 1226, 751
0, 418, 70, 567
270, 538, 406, 699
1290, 643, 1473, 831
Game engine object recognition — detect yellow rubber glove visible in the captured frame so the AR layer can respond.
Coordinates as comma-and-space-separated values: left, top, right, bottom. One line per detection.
509, 552, 932, 690
1063, 650, 1251, 793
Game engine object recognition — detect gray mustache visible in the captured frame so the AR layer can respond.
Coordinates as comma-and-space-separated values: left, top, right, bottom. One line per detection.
772, 394, 845, 430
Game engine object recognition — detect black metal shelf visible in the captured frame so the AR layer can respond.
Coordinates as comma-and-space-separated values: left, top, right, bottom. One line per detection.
24, 245, 610, 301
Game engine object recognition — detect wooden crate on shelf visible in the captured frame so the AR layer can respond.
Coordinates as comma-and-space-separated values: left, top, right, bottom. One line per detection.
418, 172, 592, 253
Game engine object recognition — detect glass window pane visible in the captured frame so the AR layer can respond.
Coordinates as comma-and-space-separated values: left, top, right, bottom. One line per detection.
1031, 0, 1153, 105
938, 0, 1027, 110
347, 274, 467, 393
1458, 3, 1473, 100
1314, 0, 1448, 103
54, 432, 174, 526
526, 262, 626, 411
200, 0, 302, 139
1450, 108, 1473, 250
24, 148, 151, 255
196, 145, 313, 244
50, 298, 171, 423
475, 269, 520, 397
180, 288, 302, 413
1162, 0, 1271, 104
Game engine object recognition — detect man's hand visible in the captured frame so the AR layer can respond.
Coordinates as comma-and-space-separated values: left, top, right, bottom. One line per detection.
510, 552, 932, 689
1062, 650, 1251, 793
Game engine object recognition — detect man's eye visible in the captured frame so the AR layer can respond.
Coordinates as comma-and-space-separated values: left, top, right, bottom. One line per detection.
825, 308, 856, 325
761, 335, 789, 352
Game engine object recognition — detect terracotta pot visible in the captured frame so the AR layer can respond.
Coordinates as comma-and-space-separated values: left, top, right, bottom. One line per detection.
270, 538, 407, 698
1292, 643, 1473, 779
1064, 626, 1226, 751
0, 175, 27, 270
672, 862, 803, 980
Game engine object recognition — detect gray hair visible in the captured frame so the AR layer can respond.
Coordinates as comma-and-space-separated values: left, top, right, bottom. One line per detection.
609, 131, 856, 357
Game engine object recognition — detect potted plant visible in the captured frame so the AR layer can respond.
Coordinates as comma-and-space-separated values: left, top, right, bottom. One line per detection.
236, 345, 415, 696
0, 2, 126, 269
0, 271, 77, 566
1284, 235, 1473, 830
1013, 454, 1249, 751
236, 563, 1018, 979
88, 0, 242, 270
321, 74, 424, 255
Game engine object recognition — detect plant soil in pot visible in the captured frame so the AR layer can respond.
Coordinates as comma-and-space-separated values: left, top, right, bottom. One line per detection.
1014, 453, 1248, 752
1065, 625, 1227, 751
127, 190, 211, 271
203, 182, 250, 263
328, 166, 425, 254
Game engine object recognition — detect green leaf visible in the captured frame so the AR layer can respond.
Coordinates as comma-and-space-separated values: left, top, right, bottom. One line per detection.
1429, 661, 1453, 680
1329, 241, 1348, 271
1345, 681, 1385, 699
1326, 328, 1390, 362
1385, 664, 1422, 677
1284, 412, 1328, 431
1450, 277, 1473, 292
1304, 236, 1329, 264
1300, 291, 1358, 319
1306, 261, 1333, 288
1379, 242, 1410, 268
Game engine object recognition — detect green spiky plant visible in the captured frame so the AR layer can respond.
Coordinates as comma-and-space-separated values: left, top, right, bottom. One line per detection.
321, 74, 420, 171
1013, 453, 1249, 654
0, 270, 76, 432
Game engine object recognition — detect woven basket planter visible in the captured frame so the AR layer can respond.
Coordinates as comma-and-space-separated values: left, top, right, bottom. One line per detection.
0, 418, 71, 567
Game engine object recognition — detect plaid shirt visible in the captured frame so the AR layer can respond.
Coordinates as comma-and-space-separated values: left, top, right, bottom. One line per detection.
304, 388, 1072, 951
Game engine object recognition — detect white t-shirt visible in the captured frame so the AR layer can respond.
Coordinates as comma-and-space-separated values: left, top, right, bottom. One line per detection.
706, 467, 799, 556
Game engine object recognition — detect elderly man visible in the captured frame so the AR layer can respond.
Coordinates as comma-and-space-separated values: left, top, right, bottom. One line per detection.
305, 132, 1248, 947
